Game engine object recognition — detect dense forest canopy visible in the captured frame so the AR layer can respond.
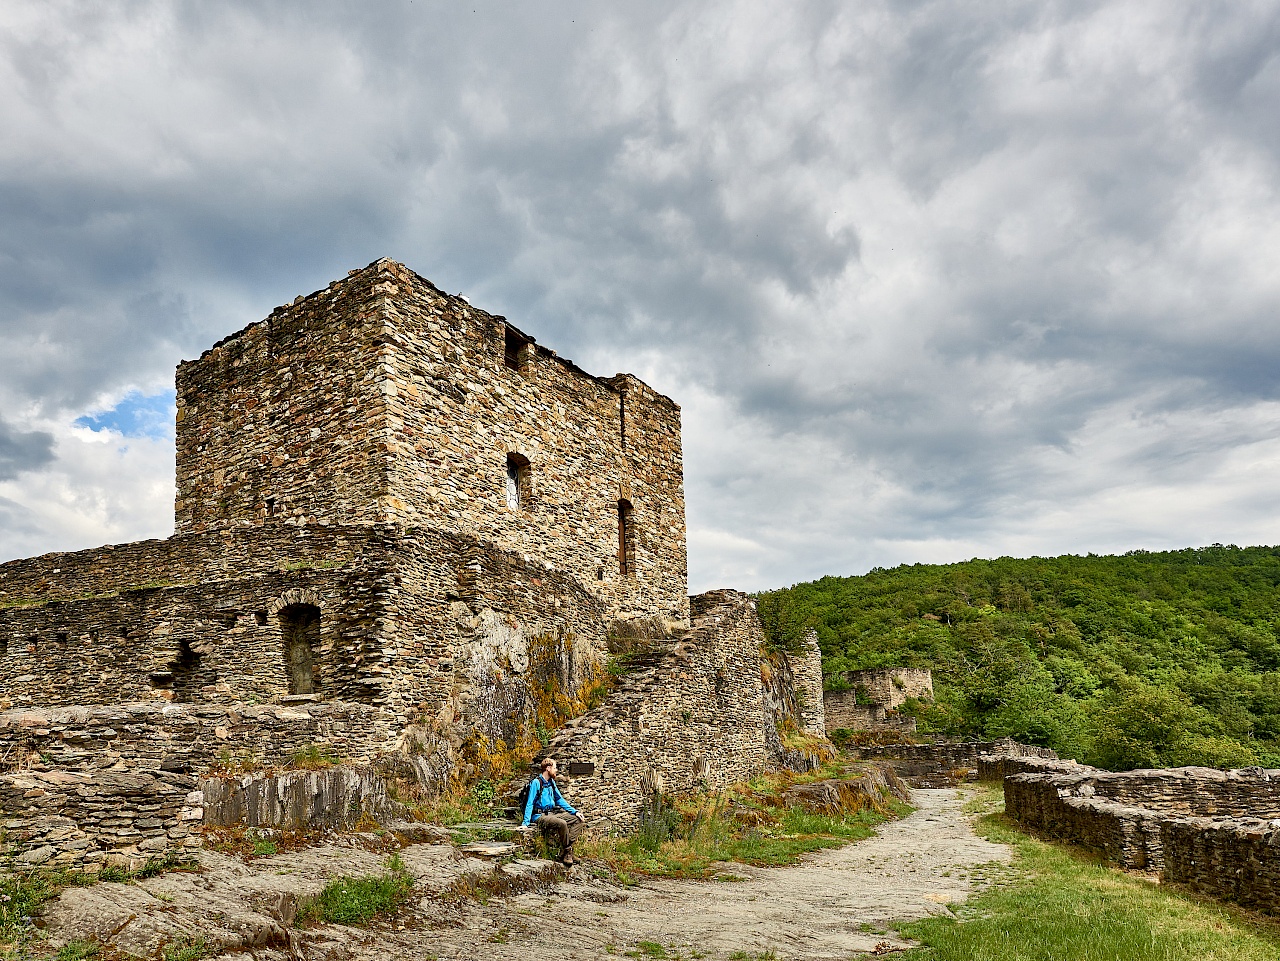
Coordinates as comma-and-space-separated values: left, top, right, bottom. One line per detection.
757, 545, 1280, 770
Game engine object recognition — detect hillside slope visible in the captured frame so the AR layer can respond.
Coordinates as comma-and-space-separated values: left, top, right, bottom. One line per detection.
758, 545, 1280, 770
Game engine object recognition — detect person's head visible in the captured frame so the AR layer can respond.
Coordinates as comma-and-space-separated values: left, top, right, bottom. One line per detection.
541, 757, 557, 778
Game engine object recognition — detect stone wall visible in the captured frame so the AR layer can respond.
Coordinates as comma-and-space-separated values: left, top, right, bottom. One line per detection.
1000, 757, 1280, 914
822, 668, 932, 734
173, 258, 688, 623
823, 696, 917, 734
0, 701, 399, 872
541, 590, 772, 830
791, 630, 826, 737
845, 738, 1056, 785
836, 668, 933, 711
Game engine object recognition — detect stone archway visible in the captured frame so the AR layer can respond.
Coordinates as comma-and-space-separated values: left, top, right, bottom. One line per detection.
270, 589, 323, 696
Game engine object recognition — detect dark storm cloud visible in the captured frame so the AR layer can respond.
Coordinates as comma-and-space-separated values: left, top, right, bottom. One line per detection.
2, 0, 1280, 586
0, 418, 53, 481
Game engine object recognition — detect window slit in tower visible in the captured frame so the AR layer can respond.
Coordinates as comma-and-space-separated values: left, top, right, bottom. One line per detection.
618, 499, 635, 578
506, 453, 530, 511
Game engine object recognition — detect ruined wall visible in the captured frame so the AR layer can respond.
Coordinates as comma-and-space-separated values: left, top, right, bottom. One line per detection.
792, 630, 826, 737
1001, 758, 1280, 914
542, 590, 770, 830
0, 529, 397, 708
834, 669, 933, 712
386, 526, 611, 764
823, 697, 917, 733
171, 258, 688, 623
0, 701, 398, 872
844, 739, 1056, 785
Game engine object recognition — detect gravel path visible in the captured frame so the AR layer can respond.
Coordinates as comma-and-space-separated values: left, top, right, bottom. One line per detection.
493, 787, 1012, 960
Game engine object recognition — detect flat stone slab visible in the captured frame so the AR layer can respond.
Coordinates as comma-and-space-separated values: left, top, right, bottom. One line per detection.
457, 840, 519, 857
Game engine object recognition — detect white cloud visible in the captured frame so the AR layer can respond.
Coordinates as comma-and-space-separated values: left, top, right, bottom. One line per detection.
2, 0, 1280, 592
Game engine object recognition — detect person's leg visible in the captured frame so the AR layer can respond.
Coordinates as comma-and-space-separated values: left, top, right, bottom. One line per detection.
537, 813, 570, 859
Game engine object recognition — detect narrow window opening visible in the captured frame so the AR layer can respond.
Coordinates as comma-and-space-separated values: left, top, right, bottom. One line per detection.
504, 326, 528, 372
0, 636, 8, 658
279, 603, 321, 695
265, 497, 277, 517
55, 631, 68, 645
506, 453, 531, 511
618, 499, 636, 578
255, 611, 268, 627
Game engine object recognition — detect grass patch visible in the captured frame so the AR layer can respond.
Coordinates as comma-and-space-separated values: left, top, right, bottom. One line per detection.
582, 759, 909, 880
287, 743, 340, 770
296, 855, 414, 926
54, 941, 100, 961
898, 788, 1280, 960
161, 936, 213, 961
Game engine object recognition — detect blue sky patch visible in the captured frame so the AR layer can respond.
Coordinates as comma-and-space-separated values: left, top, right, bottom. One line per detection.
75, 390, 176, 441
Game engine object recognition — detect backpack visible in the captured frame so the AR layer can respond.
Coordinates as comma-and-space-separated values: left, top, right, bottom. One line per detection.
515, 776, 538, 817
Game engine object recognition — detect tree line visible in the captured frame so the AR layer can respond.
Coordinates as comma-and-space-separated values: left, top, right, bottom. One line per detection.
757, 545, 1280, 770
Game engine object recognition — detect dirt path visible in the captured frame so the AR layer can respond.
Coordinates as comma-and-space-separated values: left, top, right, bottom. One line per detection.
41, 788, 1010, 961
494, 787, 1010, 960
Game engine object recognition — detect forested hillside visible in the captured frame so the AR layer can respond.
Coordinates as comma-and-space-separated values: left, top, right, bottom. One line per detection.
757, 545, 1280, 770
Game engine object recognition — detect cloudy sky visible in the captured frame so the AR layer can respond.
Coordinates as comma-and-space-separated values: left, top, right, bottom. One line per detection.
2, 1, 1279, 591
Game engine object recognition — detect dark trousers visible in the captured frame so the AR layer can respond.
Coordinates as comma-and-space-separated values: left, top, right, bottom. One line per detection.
536, 811, 584, 855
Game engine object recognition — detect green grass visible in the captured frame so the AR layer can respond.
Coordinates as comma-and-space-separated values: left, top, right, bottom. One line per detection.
0, 872, 60, 946
54, 941, 100, 961
161, 936, 213, 961
296, 855, 414, 926
287, 743, 340, 770
898, 792, 1280, 960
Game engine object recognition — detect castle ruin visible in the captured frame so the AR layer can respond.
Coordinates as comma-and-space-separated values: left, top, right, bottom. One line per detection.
0, 258, 825, 872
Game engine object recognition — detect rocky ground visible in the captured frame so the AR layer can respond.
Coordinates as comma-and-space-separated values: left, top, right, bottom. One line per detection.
37, 788, 1010, 961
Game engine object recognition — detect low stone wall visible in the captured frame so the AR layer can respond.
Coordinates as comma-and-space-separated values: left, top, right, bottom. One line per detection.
1162, 817, 1280, 915
0, 700, 407, 871
0, 767, 202, 872
845, 738, 1056, 785
1001, 759, 1280, 913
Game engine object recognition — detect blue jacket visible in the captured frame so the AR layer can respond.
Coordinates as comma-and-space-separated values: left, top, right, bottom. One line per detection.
521, 775, 577, 826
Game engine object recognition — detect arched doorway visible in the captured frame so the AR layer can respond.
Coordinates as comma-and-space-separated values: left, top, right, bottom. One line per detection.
279, 603, 321, 695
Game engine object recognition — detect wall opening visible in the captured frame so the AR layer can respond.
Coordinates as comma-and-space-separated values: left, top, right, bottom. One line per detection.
171, 637, 204, 702
279, 603, 321, 695
504, 326, 531, 372
506, 452, 531, 511
618, 499, 636, 577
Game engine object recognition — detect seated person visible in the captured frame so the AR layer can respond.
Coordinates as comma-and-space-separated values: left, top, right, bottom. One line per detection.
520, 757, 586, 865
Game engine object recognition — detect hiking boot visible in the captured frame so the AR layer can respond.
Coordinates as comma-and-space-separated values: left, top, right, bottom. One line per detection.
562, 851, 577, 867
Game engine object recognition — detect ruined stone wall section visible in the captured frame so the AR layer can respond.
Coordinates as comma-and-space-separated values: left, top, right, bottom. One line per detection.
385, 527, 610, 745
1001, 758, 1280, 914
541, 590, 769, 830
377, 265, 688, 622
0, 702, 397, 872
792, 631, 826, 737
837, 668, 933, 712
0, 562, 391, 709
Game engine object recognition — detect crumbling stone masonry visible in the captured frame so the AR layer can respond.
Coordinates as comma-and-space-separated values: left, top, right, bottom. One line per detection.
995, 756, 1280, 916
0, 259, 824, 870
823, 668, 934, 734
